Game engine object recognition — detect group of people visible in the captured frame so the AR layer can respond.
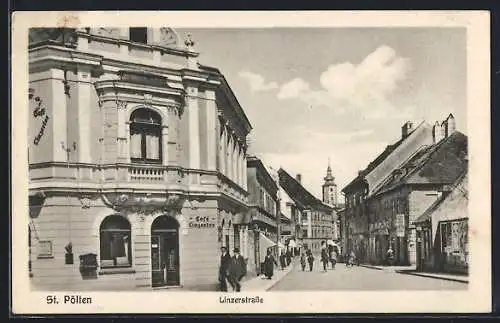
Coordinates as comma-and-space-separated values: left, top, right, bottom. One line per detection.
299, 241, 360, 271
218, 246, 247, 292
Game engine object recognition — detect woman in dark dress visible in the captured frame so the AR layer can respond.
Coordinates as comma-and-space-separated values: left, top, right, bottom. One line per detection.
263, 248, 278, 279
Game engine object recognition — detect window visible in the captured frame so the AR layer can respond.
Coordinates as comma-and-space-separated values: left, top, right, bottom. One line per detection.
129, 27, 148, 44
130, 108, 162, 164
100, 215, 132, 268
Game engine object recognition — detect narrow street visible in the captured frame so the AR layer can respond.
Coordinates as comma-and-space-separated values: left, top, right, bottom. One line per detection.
270, 261, 467, 291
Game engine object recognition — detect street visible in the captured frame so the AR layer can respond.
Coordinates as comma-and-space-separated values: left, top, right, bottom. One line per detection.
270, 261, 467, 291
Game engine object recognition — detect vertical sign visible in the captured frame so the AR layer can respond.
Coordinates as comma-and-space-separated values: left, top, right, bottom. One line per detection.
395, 214, 405, 237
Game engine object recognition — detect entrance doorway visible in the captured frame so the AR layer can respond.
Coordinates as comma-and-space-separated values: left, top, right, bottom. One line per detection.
151, 216, 180, 287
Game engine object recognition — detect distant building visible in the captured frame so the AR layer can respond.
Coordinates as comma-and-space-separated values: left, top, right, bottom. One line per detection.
322, 159, 338, 206
278, 169, 334, 254
246, 156, 279, 275
321, 160, 341, 243
28, 27, 252, 291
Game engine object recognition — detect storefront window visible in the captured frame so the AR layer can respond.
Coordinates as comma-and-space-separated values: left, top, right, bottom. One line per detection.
100, 215, 132, 268
130, 108, 162, 164
440, 219, 468, 271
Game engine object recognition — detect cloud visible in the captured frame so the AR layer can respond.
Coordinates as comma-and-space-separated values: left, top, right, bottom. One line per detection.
276, 45, 411, 118
238, 70, 278, 92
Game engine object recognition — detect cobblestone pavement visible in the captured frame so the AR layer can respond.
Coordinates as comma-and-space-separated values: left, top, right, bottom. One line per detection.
269, 261, 468, 291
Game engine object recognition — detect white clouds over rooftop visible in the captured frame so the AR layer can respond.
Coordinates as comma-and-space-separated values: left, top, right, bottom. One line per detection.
238, 70, 279, 92
276, 45, 411, 116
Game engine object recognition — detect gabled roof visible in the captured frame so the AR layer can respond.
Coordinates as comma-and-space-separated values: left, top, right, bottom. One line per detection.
342, 124, 420, 193
414, 170, 468, 224
278, 168, 332, 211
372, 131, 468, 197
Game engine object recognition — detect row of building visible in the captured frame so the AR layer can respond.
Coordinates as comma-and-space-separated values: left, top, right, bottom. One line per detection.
27, 27, 340, 291
339, 115, 469, 274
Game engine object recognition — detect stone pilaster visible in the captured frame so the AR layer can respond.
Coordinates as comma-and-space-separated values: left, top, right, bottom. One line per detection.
116, 100, 128, 162
186, 86, 200, 170
76, 68, 92, 163
51, 68, 68, 162
161, 125, 168, 166
205, 90, 217, 171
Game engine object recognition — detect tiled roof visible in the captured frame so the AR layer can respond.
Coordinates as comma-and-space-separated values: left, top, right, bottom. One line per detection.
372, 131, 468, 196
414, 170, 468, 223
278, 168, 331, 210
342, 126, 417, 193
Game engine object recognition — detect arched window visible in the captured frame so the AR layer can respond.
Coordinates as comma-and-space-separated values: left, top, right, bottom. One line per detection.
129, 108, 162, 164
100, 215, 132, 268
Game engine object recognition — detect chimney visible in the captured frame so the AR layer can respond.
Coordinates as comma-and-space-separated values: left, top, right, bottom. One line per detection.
446, 114, 456, 135
402, 121, 413, 139
296, 174, 302, 183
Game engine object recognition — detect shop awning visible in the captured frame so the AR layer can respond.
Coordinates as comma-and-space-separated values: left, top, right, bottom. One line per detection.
259, 233, 277, 262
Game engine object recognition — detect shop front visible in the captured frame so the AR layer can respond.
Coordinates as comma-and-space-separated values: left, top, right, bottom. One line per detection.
438, 218, 468, 274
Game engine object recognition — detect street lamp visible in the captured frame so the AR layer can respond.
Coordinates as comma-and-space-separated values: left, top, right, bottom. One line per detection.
62, 141, 77, 265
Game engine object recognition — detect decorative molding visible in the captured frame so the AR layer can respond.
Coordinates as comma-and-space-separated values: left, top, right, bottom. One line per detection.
101, 192, 186, 216
143, 94, 153, 107
158, 27, 180, 48
116, 100, 128, 110
79, 197, 92, 209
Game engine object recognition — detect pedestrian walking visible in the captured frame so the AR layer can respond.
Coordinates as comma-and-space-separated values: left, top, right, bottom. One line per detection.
320, 241, 329, 272
279, 251, 286, 269
263, 248, 278, 279
286, 248, 292, 266
306, 248, 314, 271
330, 248, 337, 269
227, 248, 247, 292
347, 250, 357, 268
386, 247, 394, 266
300, 252, 306, 271
218, 246, 231, 292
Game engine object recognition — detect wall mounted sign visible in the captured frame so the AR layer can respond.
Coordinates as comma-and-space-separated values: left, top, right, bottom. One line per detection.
188, 216, 215, 229
30, 91, 50, 145
38, 240, 53, 258
395, 214, 405, 237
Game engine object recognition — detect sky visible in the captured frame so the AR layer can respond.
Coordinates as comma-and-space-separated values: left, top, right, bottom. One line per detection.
177, 28, 467, 201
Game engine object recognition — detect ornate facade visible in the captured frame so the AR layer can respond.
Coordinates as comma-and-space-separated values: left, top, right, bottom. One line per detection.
28, 27, 252, 290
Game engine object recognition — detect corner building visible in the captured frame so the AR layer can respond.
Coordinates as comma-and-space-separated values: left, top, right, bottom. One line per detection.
28, 27, 252, 291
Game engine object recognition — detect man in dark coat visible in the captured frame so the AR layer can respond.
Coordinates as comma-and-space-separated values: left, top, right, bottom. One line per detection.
218, 246, 231, 292
228, 248, 246, 292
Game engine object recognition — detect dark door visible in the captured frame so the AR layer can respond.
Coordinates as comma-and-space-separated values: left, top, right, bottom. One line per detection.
151, 216, 180, 287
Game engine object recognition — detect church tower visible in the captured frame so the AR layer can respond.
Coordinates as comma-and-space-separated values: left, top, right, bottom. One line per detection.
322, 158, 338, 206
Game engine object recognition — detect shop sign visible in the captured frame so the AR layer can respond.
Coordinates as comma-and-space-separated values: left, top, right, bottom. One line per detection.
188, 216, 215, 228
31, 92, 50, 146
395, 214, 405, 237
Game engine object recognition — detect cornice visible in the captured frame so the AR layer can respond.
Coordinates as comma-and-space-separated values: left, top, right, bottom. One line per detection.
76, 31, 199, 58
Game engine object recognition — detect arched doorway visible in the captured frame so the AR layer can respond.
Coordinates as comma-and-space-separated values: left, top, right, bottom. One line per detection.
151, 216, 180, 287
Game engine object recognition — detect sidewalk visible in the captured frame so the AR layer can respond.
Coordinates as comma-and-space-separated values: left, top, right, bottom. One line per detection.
359, 264, 417, 272
243, 262, 295, 291
359, 264, 468, 284
395, 269, 469, 284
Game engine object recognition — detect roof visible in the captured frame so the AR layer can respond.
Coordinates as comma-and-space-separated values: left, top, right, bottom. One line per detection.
198, 63, 253, 133
372, 131, 468, 197
278, 168, 332, 211
342, 124, 419, 193
247, 156, 279, 194
414, 170, 468, 224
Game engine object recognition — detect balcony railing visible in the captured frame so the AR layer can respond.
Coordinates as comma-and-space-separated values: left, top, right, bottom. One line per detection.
128, 164, 165, 182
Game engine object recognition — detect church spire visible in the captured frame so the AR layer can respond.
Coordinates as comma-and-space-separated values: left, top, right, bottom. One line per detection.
324, 158, 335, 183
322, 158, 337, 206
